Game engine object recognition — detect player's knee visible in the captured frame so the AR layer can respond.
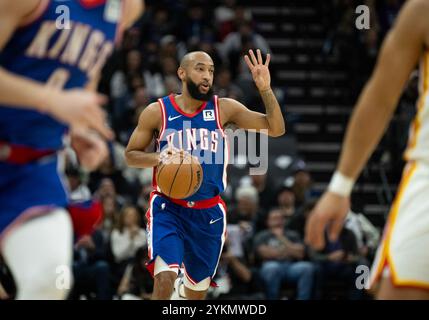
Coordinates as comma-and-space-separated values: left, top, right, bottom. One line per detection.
261, 261, 281, 278
155, 271, 177, 288
17, 261, 73, 300
184, 286, 207, 300
182, 277, 210, 300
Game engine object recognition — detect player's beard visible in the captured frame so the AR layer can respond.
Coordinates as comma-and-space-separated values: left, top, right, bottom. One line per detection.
186, 78, 214, 102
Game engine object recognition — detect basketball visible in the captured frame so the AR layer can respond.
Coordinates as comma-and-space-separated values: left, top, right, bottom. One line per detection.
156, 151, 203, 199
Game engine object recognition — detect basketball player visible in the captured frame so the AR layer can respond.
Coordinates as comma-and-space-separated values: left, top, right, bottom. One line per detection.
125, 49, 285, 300
305, 0, 429, 299
0, 0, 143, 299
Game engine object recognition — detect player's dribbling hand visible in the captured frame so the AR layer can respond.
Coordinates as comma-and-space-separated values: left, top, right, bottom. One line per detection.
305, 191, 350, 250
71, 128, 109, 171
0, 283, 9, 300
46, 89, 114, 141
244, 49, 271, 92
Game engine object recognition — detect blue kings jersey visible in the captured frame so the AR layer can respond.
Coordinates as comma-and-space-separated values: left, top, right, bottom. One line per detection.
154, 94, 229, 201
0, 0, 122, 150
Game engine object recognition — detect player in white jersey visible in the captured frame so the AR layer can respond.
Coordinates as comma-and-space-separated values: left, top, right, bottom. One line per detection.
306, 0, 429, 299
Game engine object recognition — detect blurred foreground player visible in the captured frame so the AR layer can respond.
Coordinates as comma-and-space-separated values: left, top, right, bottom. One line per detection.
306, 0, 429, 299
125, 49, 285, 299
0, 0, 143, 299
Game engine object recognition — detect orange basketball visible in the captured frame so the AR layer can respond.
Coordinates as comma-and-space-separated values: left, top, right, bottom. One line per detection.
156, 152, 203, 199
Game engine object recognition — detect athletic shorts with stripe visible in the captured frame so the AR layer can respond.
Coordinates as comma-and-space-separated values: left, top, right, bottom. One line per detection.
370, 161, 429, 289
145, 192, 227, 286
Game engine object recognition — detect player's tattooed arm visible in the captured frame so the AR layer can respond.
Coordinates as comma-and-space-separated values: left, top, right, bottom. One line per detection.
0, 0, 113, 140
125, 102, 163, 168
121, 0, 145, 30
0, 0, 48, 110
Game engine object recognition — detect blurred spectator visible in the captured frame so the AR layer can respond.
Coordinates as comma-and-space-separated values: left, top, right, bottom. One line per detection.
292, 167, 314, 209
215, 0, 236, 41
220, 21, 270, 79
376, 0, 403, 36
161, 56, 182, 95
253, 209, 316, 300
345, 210, 380, 262
92, 177, 125, 207
287, 201, 316, 240
209, 239, 263, 300
117, 85, 150, 143
140, 6, 176, 43
136, 183, 153, 214
250, 173, 276, 212
66, 166, 91, 202
181, 2, 212, 43
111, 206, 147, 267
0, 257, 15, 300
229, 185, 263, 238
159, 35, 186, 62
199, 39, 224, 68
117, 247, 153, 300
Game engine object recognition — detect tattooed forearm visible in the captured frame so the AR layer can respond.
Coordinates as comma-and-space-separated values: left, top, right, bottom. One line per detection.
259, 88, 285, 136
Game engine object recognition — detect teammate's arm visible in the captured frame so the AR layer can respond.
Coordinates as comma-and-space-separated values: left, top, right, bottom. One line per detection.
0, 0, 113, 139
125, 103, 162, 168
336, 0, 425, 181
219, 49, 285, 137
305, 0, 428, 249
121, 0, 145, 30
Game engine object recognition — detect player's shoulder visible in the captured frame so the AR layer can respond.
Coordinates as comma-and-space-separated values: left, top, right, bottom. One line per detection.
121, 0, 144, 29
137, 101, 162, 128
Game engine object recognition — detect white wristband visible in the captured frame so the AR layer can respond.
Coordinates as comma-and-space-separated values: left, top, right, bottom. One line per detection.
328, 171, 355, 197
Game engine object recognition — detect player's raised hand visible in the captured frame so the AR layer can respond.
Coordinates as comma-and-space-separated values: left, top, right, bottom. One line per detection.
70, 128, 109, 171
46, 89, 114, 141
244, 49, 271, 91
305, 191, 350, 250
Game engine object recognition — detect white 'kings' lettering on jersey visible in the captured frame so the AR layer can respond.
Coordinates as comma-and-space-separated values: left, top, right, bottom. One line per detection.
25, 21, 114, 80
166, 129, 220, 153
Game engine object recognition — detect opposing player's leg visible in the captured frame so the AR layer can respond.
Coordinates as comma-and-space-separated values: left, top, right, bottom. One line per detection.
146, 193, 184, 299
369, 163, 429, 300
180, 201, 227, 300
152, 256, 179, 300
1, 209, 73, 300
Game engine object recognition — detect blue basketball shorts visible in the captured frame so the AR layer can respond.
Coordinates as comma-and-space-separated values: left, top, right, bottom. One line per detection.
0, 155, 68, 240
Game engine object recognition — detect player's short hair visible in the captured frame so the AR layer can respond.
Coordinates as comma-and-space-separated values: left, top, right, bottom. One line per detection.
235, 185, 258, 203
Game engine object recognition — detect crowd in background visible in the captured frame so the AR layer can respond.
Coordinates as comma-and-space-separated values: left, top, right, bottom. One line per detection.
1, 0, 413, 300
